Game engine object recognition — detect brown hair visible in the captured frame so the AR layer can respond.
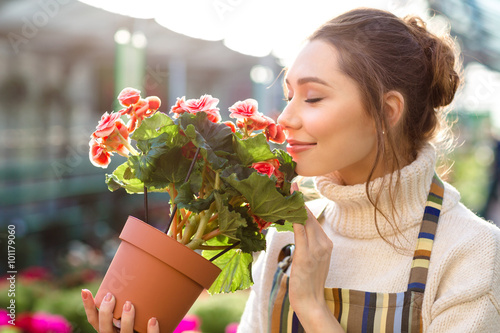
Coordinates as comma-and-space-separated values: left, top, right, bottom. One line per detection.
308, 8, 461, 245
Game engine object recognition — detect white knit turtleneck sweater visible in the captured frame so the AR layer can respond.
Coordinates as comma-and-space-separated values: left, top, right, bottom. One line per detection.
238, 144, 500, 332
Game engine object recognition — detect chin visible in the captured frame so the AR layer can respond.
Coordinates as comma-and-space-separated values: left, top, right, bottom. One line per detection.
295, 165, 325, 178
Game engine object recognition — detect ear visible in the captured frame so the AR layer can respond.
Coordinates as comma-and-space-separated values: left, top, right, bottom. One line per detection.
383, 91, 405, 128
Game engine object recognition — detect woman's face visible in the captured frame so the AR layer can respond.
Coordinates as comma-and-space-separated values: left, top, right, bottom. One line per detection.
278, 40, 379, 185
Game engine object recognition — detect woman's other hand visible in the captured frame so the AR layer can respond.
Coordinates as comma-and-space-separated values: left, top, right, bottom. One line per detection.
289, 183, 344, 332
81, 289, 160, 333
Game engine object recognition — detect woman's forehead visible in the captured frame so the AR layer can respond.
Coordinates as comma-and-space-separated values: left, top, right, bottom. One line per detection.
284, 40, 340, 85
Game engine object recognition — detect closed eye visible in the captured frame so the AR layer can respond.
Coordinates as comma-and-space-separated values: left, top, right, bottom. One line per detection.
305, 98, 323, 103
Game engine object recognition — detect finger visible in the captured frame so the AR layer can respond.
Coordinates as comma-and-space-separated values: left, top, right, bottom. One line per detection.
293, 222, 308, 250
82, 289, 100, 332
99, 292, 117, 333
120, 302, 135, 333
147, 318, 160, 333
303, 205, 323, 233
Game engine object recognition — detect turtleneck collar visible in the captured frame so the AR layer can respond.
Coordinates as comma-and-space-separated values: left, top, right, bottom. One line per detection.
314, 144, 460, 239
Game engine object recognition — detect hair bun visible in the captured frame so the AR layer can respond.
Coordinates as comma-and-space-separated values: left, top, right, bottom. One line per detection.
404, 16, 461, 108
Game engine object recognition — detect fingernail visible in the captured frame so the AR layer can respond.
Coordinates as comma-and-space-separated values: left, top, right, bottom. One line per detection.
123, 301, 132, 312
81, 289, 88, 300
104, 292, 113, 302
149, 317, 157, 327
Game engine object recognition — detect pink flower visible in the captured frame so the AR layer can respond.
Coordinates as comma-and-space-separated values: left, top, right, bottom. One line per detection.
17, 312, 71, 333
252, 215, 272, 232
0, 309, 10, 326
226, 323, 239, 333
170, 95, 221, 123
251, 159, 280, 177
146, 96, 161, 111
228, 99, 259, 119
121, 96, 161, 133
19, 266, 51, 281
89, 138, 111, 168
173, 315, 200, 333
223, 121, 237, 133
229, 99, 269, 132
252, 159, 284, 187
89, 112, 130, 168
94, 112, 123, 138
117, 87, 141, 107
263, 116, 286, 144
101, 121, 130, 156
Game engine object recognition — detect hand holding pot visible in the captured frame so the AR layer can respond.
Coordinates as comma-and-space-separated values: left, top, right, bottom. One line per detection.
82, 289, 160, 333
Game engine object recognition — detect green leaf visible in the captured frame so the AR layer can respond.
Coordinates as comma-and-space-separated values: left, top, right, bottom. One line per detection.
174, 182, 215, 213
131, 112, 176, 141
270, 223, 294, 232
222, 172, 307, 224
148, 147, 194, 187
234, 134, 275, 166
214, 192, 247, 240
236, 221, 266, 253
128, 155, 155, 182
105, 162, 166, 194
202, 246, 253, 294
274, 148, 297, 182
178, 112, 234, 170
220, 164, 255, 181
130, 128, 193, 186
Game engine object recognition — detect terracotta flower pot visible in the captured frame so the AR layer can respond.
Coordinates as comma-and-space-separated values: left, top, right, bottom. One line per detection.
95, 216, 221, 333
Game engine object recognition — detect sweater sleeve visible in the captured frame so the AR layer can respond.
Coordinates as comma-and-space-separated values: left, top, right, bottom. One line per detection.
427, 293, 500, 332
425, 208, 500, 332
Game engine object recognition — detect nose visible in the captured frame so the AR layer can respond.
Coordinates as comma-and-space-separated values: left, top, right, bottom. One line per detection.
277, 102, 300, 130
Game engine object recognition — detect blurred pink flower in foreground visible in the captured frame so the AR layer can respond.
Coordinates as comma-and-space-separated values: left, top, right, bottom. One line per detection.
2, 312, 72, 333
173, 314, 200, 333
226, 322, 239, 333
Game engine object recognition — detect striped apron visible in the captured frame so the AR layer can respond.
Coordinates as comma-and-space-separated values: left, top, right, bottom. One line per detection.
269, 174, 444, 333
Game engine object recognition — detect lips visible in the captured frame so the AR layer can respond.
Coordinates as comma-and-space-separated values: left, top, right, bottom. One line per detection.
286, 139, 317, 155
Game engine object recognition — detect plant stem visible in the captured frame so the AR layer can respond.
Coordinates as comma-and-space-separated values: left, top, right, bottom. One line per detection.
164, 147, 200, 235
181, 214, 200, 245
167, 183, 178, 237
177, 210, 192, 231
193, 203, 216, 241
186, 238, 204, 250
116, 130, 139, 155
198, 245, 236, 250
214, 171, 220, 190
202, 228, 221, 241
207, 213, 218, 225
144, 185, 148, 224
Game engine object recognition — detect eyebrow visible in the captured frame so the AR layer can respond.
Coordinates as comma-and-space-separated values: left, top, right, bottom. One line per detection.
285, 76, 331, 88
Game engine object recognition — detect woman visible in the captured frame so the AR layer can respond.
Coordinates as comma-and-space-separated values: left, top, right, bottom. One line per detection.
82, 8, 500, 333
238, 8, 500, 333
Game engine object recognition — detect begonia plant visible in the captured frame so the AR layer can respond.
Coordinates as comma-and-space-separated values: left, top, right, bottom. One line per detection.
89, 88, 307, 294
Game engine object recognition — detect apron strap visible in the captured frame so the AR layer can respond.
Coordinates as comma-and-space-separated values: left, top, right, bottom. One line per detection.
407, 173, 445, 292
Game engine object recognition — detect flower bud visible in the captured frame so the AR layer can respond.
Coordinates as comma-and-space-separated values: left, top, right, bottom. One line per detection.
117, 87, 141, 107
146, 96, 161, 111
